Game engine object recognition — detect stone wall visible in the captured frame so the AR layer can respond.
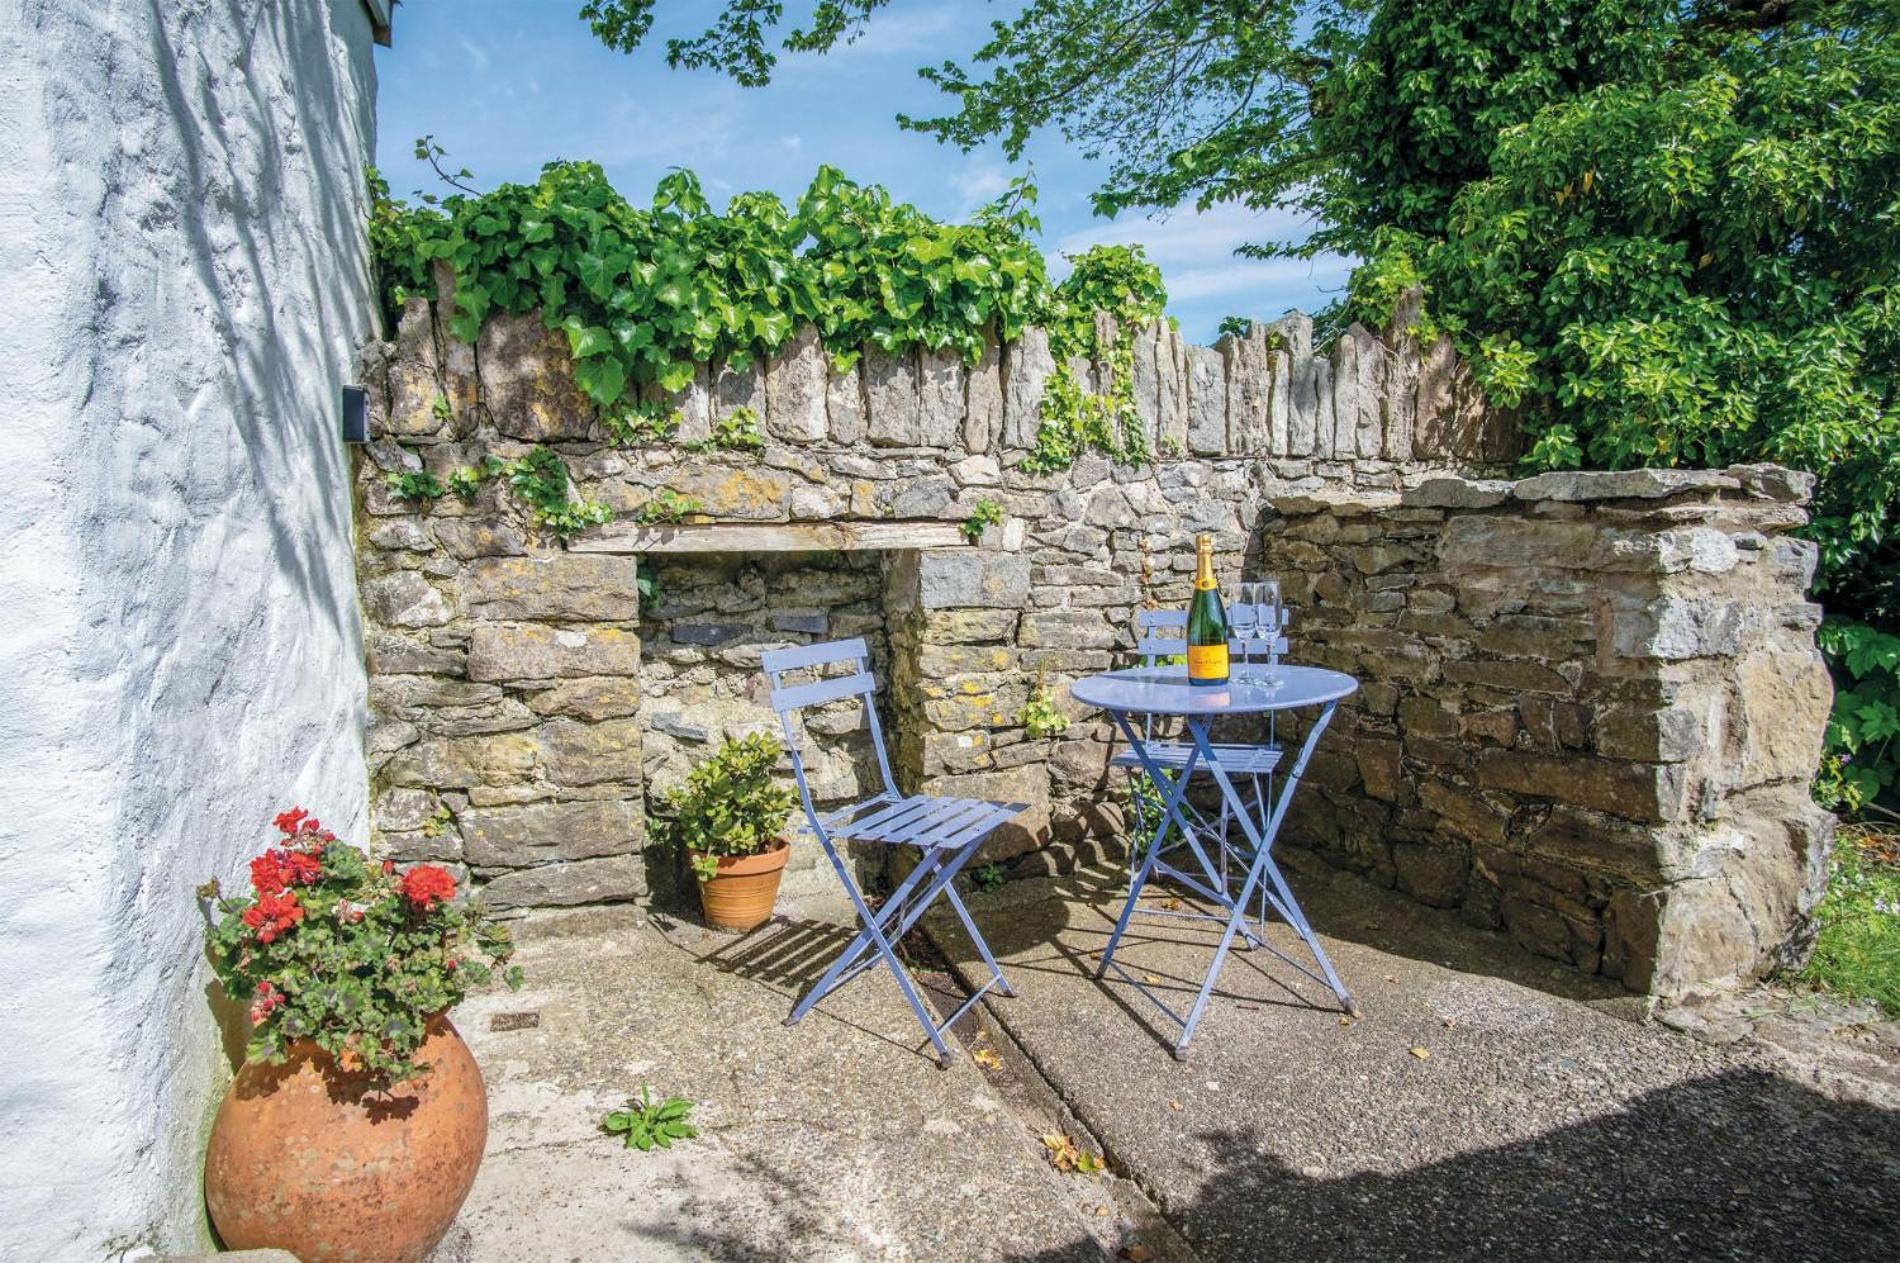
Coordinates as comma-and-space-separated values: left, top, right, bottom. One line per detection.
0, 1, 383, 1256
354, 282, 1507, 904
353, 286, 1831, 997
1259, 468, 1834, 995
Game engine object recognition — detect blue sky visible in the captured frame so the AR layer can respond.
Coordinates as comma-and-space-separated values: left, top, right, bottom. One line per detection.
372, 1, 1352, 343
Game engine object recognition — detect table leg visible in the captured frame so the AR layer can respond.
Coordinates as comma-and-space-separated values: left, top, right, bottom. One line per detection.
1184, 704, 1354, 1022
1095, 708, 1205, 981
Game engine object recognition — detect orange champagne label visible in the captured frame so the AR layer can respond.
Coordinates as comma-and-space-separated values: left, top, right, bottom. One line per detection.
1186, 643, 1229, 680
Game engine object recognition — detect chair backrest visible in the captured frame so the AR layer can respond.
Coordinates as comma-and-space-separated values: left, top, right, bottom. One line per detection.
760, 637, 900, 807
1133, 604, 1290, 665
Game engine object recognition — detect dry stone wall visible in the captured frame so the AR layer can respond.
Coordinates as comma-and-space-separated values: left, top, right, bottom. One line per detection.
1259, 467, 1834, 995
353, 284, 1831, 996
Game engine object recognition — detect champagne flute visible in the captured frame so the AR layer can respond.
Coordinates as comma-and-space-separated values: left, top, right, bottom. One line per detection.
1257, 579, 1283, 687
1229, 586, 1258, 683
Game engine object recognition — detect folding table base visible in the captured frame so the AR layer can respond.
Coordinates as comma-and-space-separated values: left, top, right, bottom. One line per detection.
1096, 705, 1354, 1059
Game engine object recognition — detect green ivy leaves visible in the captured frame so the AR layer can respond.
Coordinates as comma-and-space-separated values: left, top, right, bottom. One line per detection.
370, 162, 1064, 414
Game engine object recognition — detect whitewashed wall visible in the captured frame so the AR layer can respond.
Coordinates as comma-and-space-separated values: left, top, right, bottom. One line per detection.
0, 1, 378, 1256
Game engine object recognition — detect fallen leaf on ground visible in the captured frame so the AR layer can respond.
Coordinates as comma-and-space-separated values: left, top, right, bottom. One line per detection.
1043, 1133, 1104, 1175
1442, 1018, 1457, 1029
1142, 974, 1164, 985
1409, 1046, 1432, 1060
1383, 974, 1398, 983
972, 1049, 1003, 1071
1123, 1245, 1156, 1262
1168, 1099, 1184, 1112
1338, 1017, 1354, 1027
1163, 897, 1184, 911
1095, 1205, 1111, 1218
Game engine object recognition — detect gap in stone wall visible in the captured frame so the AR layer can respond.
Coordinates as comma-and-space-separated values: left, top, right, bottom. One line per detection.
636, 549, 901, 911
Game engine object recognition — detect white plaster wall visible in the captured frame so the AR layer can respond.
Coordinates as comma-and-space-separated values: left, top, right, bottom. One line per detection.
0, 1, 377, 1255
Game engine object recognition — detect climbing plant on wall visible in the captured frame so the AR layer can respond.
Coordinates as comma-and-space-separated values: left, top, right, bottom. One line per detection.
369, 159, 1164, 476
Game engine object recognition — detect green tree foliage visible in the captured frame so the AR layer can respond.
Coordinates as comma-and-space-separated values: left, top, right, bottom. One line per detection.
582, 0, 1900, 805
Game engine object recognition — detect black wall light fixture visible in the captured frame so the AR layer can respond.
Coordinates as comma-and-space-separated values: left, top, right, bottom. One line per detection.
341, 384, 370, 444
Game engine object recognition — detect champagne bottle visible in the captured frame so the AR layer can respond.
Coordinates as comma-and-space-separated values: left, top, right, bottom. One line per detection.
1186, 533, 1229, 687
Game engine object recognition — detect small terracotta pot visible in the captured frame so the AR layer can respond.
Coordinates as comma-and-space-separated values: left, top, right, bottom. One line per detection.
204, 1015, 486, 1263
692, 838, 791, 931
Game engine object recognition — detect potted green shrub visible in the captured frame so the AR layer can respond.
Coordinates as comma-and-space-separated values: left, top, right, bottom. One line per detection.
658, 732, 798, 930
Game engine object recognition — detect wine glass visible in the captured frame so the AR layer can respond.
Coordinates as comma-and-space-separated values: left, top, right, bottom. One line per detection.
1229, 587, 1258, 683
1255, 579, 1283, 687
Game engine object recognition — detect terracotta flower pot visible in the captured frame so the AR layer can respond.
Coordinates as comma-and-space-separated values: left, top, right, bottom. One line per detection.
692, 838, 791, 931
204, 1015, 487, 1263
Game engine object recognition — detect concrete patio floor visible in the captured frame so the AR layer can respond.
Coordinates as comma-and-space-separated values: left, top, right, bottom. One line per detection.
435, 855, 1900, 1262
433, 903, 1155, 1262
925, 856, 1900, 1262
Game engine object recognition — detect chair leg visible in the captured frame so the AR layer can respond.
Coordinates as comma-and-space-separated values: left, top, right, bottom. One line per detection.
786, 841, 946, 1027
943, 874, 1013, 998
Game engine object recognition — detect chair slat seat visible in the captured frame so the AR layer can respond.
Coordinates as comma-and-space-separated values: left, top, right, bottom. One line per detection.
1111, 741, 1283, 776
818, 793, 1027, 848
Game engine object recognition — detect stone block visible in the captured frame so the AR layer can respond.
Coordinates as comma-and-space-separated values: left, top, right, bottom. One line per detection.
1610, 596, 1743, 661
1475, 749, 1685, 824
713, 354, 763, 429
1736, 648, 1832, 784
1418, 778, 1508, 844
479, 312, 596, 441
525, 677, 643, 722
764, 325, 829, 443
1019, 609, 1116, 650
1595, 703, 1705, 763
921, 608, 1020, 643
1223, 328, 1271, 455
434, 516, 528, 560
964, 332, 1004, 454
1402, 478, 1512, 510
538, 718, 644, 786
463, 798, 643, 867
1514, 468, 1741, 502
384, 733, 538, 789
864, 346, 922, 446
1726, 463, 1814, 503
477, 854, 645, 909
1002, 327, 1056, 450
1184, 343, 1226, 455
918, 346, 965, 448
1153, 323, 1190, 454
825, 355, 866, 443
1354, 737, 1404, 802
468, 624, 642, 682
1392, 838, 1468, 908
915, 552, 1031, 611
463, 554, 638, 621
361, 571, 452, 629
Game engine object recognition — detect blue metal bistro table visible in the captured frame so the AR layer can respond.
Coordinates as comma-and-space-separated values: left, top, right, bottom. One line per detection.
1070, 664, 1361, 1059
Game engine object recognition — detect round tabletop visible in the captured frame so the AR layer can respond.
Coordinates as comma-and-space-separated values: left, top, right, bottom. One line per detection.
1069, 665, 1358, 717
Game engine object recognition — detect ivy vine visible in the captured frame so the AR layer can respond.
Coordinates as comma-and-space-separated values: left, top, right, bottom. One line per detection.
369, 157, 1168, 476
387, 446, 612, 542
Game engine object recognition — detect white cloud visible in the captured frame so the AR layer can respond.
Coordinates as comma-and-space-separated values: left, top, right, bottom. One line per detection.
819, 2, 962, 58
782, 135, 803, 151
949, 161, 1011, 214
1054, 201, 1355, 322
459, 37, 491, 74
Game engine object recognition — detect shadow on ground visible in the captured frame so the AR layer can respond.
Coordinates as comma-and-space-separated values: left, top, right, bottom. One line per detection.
998, 1065, 1898, 1262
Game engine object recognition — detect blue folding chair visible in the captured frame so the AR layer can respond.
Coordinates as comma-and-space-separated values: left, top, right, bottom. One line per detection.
761, 637, 1028, 1068
1113, 606, 1290, 937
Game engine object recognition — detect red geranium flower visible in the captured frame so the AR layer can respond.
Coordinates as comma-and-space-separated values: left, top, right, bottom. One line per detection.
249, 853, 288, 895
273, 806, 309, 836
242, 891, 305, 943
400, 865, 457, 912
278, 848, 322, 885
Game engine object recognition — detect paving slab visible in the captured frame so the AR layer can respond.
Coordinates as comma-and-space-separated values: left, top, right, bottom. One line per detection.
435, 905, 1118, 1262
925, 857, 1900, 1262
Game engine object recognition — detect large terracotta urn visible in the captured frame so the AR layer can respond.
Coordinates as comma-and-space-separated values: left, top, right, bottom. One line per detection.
204, 1015, 487, 1263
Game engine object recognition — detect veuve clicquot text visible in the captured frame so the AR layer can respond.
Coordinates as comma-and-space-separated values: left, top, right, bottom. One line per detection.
1186, 533, 1229, 687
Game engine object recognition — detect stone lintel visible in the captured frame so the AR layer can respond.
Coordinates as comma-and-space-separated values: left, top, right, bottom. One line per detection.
570, 520, 969, 554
